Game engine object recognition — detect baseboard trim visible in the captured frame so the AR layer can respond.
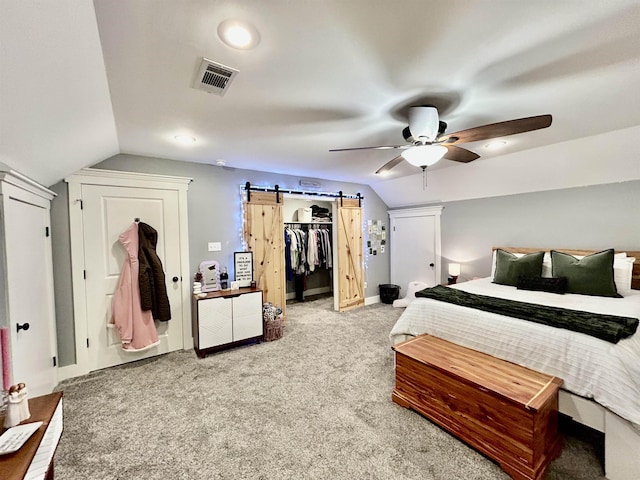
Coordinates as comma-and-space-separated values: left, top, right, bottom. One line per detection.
365, 295, 380, 306
286, 286, 332, 300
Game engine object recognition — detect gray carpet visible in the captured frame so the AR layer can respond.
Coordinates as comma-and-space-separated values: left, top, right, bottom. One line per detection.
54, 298, 604, 479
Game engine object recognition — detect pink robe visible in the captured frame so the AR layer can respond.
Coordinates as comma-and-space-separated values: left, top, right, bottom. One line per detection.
111, 223, 160, 351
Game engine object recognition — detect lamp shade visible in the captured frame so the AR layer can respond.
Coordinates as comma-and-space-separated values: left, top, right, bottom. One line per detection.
448, 263, 461, 276
401, 145, 447, 167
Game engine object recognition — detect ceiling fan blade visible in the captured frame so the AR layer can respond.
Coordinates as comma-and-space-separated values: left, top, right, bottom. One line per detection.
442, 114, 552, 145
443, 145, 480, 163
329, 144, 409, 152
375, 156, 404, 174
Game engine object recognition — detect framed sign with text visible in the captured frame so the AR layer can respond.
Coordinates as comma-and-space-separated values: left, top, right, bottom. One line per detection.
234, 251, 253, 287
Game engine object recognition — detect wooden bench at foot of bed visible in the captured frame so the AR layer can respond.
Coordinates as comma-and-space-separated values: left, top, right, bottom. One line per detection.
392, 334, 563, 480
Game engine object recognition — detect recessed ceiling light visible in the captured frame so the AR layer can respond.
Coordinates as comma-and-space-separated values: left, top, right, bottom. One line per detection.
485, 140, 507, 150
218, 19, 260, 50
174, 135, 196, 145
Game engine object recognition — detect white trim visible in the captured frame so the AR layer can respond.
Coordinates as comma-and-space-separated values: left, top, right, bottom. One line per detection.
0, 168, 56, 201
365, 295, 380, 306
65, 168, 192, 190
285, 286, 331, 301
64, 179, 89, 378
176, 184, 192, 349
388, 205, 443, 218
63, 169, 192, 380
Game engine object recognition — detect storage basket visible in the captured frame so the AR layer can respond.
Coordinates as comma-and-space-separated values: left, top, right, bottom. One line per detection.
263, 301, 284, 341
264, 317, 284, 341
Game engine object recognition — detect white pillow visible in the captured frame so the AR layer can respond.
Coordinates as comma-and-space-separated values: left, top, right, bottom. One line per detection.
541, 253, 552, 277
614, 257, 635, 296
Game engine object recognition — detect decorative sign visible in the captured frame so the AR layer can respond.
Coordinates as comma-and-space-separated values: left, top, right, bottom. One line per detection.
234, 251, 253, 287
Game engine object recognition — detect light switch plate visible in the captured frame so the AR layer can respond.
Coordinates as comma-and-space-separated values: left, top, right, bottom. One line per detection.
208, 242, 222, 252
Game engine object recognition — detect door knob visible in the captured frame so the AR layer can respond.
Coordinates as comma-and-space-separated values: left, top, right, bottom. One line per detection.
429, 263, 435, 267
16, 322, 30, 333
172, 276, 179, 283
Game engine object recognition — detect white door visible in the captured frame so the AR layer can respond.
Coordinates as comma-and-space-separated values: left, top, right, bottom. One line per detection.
82, 184, 184, 371
390, 214, 438, 296
6, 197, 57, 395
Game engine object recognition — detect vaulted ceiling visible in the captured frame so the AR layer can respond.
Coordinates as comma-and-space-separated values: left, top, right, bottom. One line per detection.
2, 1, 640, 200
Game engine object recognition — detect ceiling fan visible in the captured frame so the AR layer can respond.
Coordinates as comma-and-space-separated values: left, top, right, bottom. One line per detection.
330, 106, 552, 174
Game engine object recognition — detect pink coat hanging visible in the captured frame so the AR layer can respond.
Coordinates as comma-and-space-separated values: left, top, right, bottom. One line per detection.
111, 222, 160, 351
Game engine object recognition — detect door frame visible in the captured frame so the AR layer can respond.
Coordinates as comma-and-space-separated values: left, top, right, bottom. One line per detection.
388, 206, 443, 290
61, 168, 192, 380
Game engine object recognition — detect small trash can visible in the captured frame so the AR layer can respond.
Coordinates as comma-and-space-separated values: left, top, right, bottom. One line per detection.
379, 284, 400, 304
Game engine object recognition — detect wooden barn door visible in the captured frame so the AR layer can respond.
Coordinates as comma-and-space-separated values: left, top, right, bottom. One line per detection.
243, 192, 286, 317
336, 199, 364, 311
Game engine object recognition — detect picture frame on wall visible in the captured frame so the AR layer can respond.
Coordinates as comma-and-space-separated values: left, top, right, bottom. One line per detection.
234, 251, 253, 287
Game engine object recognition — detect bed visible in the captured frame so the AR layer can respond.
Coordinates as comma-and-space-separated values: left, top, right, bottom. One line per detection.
389, 247, 640, 480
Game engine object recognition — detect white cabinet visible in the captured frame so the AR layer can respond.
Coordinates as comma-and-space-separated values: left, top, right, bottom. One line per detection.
388, 206, 443, 296
193, 288, 263, 357
0, 166, 57, 396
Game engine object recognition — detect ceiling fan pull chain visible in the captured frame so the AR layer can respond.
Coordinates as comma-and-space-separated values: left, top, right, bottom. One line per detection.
422, 166, 427, 190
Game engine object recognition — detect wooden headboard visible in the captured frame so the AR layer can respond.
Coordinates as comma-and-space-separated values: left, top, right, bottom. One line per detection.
493, 247, 640, 291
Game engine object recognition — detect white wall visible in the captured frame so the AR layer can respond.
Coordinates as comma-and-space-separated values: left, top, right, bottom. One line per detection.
0, 0, 119, 187
373, 125, 640, 208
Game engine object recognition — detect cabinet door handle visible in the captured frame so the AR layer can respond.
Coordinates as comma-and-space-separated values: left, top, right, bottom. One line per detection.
17, 322, 30, 333
172, 276, 179, 283
429, 263, 435, 267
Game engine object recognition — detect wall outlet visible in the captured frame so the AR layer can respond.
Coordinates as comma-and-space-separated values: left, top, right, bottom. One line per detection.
208, 242, 222, 252
364, 282, 368, 289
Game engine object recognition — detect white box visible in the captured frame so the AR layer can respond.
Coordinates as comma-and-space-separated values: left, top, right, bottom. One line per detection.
297, 207, 312, 223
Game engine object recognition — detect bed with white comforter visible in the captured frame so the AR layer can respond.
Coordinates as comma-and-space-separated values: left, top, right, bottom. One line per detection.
389, 277, 640, 427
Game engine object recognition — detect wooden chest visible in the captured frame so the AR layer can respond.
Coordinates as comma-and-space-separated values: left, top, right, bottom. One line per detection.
392, 335, 562, 480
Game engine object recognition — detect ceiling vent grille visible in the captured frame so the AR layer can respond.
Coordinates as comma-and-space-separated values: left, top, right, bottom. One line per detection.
192, 58, 239, 96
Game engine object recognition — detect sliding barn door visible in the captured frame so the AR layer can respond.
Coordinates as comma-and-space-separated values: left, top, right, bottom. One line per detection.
336, 199, 364, 311
243, 192, 286, 317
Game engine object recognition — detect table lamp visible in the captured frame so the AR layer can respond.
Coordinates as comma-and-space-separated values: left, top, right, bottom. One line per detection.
448, 263, 461, 285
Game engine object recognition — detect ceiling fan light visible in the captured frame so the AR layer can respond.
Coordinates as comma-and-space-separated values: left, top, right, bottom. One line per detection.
408, 106, 439, 141
401, 145, 447, 167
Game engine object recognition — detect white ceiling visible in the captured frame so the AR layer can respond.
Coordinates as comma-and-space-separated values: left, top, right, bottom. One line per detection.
2, 1, 640, 190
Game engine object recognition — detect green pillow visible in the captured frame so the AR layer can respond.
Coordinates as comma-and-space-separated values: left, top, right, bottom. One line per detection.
551, 249, 621, 298
493, 249, 544, 286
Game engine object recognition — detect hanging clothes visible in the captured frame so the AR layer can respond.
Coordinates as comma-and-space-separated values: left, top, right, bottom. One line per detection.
111, 222, 160, 352
284, 225, 332, 277
138, 222, 171, 321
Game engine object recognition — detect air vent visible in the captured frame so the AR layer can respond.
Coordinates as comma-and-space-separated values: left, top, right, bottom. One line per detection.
192, 58, 239, 96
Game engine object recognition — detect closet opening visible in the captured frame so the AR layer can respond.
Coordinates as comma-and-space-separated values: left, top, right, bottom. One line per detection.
284, 195, 335, 306
243, 182, 364, 314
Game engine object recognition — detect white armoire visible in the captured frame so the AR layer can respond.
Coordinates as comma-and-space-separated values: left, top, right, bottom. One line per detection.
388, 206, 443, 297
0, 166, 58, 396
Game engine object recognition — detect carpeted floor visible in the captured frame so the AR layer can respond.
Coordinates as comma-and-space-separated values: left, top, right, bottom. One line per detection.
54, 298, 605, 479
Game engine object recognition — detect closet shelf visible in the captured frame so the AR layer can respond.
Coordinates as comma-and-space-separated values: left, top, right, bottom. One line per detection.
284, 221, 331, 225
